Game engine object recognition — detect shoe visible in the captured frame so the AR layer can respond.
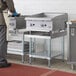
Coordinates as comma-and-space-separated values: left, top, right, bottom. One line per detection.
0, 58, 11, 68
0, 62, 11, 68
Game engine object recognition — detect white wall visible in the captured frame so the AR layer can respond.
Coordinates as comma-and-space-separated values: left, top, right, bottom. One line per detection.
13, 0, 76, 20
12, 0, 76, 59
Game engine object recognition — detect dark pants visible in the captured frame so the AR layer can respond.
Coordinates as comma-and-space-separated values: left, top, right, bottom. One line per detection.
0, 25, 7, 59
0, 25, 11, 68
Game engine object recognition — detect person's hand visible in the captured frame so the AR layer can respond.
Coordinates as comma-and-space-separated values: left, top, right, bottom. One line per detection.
12, 11, 20, 17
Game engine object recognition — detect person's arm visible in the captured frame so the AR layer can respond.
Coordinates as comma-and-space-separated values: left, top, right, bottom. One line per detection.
6, 0, 19, 16
5, 0, 15, 13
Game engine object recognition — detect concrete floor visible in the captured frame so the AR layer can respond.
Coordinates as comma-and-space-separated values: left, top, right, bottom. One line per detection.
7, 54, 76, 74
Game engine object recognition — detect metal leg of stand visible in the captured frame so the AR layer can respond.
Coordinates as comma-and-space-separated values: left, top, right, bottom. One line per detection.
33, 38, 36, 53
29, 38, 32, 64
22, 54, 25, 63
33, 38, 36, 62
48, 59, 51, 67
71, 64, 75, 70
22, 33, 25, 63
62, 36, 64, 62
48, 38, 51, 67
29, 56, 32, 64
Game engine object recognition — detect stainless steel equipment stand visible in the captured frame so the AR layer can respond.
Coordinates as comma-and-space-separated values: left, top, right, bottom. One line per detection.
29, 36, 51, 67
27, 34, 64, 67
7, 31, 29, 63
24, 12, 68, 67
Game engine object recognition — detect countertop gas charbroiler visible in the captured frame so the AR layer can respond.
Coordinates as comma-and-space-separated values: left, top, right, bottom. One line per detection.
25, 12, 68, 37
25, 12, 68, 67
8, 16, 29, 63
8, 16, 26, 34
